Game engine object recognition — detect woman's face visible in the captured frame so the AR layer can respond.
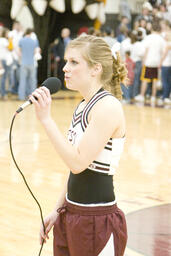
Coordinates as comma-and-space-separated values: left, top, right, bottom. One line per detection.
63, 47, 93, 91
140, 19, 146, 28
146, 22, 152, 30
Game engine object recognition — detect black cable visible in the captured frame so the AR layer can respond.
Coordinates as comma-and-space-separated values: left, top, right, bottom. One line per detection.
9, 112, 45, 256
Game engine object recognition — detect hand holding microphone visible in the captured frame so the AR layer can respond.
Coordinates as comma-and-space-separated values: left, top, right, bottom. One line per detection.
16, 77, 61, 113
30, 77, 61, 123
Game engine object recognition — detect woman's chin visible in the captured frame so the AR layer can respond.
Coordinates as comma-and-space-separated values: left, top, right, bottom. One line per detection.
65, 81, 77, 91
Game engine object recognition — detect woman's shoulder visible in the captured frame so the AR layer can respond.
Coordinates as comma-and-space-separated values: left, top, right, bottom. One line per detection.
92, 92, 123, 116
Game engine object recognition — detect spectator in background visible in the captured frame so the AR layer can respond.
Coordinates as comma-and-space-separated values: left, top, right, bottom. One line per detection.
139, 18, 147, 30
120, 31, 133, 60
0, 27, 13, 100
77, 26, 88, 36
149, 0, 160, 6
30, 28, 42, 86
18, 28, 39, 100
160, 19, 170, 39
138, 26, 147, 39
102, 26, 116, 49
0, 25, 4, 78
0, 61, 4, 75
138, 18, 147, 38
53, 28, 71, 90
121, 50, 135, 103
160, 29, 171, 104
135, 20, 165, 105
151, 4, 159, 19
164, 2, 171, 23
119, 0, 132, 24
116, 24, 129, 43
157, 3, 168, 19
146, 21, 152, 35
9, 21, 23, 95
132, 20, 140, 36
116, 16, 130, 41
135, 2, 153, 23
87, 27, 101, 37
131, 30, 145, 98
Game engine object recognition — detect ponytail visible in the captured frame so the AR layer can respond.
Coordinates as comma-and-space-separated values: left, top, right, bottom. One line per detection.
109, 52, 128, 101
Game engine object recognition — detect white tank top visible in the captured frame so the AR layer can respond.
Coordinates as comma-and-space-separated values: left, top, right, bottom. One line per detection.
67, 89, 125, 175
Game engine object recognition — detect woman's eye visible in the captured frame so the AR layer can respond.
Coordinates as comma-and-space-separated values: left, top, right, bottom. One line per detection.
71, 60, 78, 65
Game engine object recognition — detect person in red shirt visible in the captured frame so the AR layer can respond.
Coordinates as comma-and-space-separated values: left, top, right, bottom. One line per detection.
121, 51, 135, 102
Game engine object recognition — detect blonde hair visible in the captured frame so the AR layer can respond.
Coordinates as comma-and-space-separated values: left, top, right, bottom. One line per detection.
66, 35, 127, 100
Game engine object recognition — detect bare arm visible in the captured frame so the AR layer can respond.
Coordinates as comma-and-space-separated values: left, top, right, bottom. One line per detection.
30, 87, 125, 174
39, 173, 68, 244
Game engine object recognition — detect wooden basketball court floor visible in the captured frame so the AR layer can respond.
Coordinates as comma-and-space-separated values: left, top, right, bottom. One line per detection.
0, 91, 171, 256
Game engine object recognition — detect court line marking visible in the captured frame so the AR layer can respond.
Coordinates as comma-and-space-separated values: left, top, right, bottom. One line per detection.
125, 247, 145, 256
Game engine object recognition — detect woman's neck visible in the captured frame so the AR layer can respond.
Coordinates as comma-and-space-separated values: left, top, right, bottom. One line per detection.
80, 83, 103, 103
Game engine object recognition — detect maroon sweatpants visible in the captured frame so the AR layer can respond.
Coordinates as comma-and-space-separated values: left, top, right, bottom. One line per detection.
53, 200, 127, 256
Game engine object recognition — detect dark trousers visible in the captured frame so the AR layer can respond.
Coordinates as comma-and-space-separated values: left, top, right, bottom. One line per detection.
53, 200, 127, 256
161, 66, 171, 99
132, 61, 142, 97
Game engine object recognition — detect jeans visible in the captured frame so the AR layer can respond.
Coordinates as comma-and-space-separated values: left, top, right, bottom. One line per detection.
18, 65, 37, 100
121, 83, 133, 101
11, 60, 20, 94
132, 61, 142, 98
161, 66, 171, 99
0, 60, 13, 96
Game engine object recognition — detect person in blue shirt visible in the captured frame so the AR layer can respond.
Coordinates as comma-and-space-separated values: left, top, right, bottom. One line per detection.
18, 28, 39, 100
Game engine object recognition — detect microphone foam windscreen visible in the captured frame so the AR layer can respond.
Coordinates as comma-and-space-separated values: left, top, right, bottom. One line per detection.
42, 77, 62, 94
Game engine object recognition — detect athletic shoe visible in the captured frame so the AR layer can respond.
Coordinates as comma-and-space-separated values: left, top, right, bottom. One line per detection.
157, 98, 163, 106
134, 94, 145, 102
150, 96, 156, 106
164, 98, 171, 104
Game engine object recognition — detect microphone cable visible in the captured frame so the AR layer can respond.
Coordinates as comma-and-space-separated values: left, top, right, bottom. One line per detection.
9, 112, 46, 256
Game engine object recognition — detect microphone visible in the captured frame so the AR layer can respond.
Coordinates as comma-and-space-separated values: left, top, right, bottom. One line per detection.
16, 77, 61, 113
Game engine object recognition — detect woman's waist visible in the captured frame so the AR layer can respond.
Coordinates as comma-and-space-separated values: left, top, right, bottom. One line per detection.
67, 169, 115, 205
63, 196, 117, 215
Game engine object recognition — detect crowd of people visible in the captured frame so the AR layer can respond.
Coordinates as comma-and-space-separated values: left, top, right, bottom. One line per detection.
0, 1, 171, 107
78, 0, 171, 107
0, 21, 41, 101
116, 1, 171, 107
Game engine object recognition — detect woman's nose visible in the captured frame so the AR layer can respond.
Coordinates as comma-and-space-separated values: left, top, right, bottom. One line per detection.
63, 62, 69, 72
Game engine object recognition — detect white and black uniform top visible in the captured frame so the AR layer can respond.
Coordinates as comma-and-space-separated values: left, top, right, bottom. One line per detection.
67, 88, 125, 206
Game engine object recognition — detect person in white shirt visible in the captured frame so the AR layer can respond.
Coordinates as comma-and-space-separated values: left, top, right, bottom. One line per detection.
0, 27, 13, 99
102, 26, 117, 49
120, 30, 132, 61
8, 21, 23, 95
135, 20, 165, 105
131, 30, 145, 98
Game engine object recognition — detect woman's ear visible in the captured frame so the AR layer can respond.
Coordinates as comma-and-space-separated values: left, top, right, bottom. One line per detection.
91, 63, 102, 77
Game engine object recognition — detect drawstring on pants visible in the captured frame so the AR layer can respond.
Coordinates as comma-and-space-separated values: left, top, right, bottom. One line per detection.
57, 205, 67, 214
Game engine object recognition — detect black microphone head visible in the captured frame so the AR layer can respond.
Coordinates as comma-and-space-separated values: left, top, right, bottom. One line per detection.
41, 77, 62, 94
